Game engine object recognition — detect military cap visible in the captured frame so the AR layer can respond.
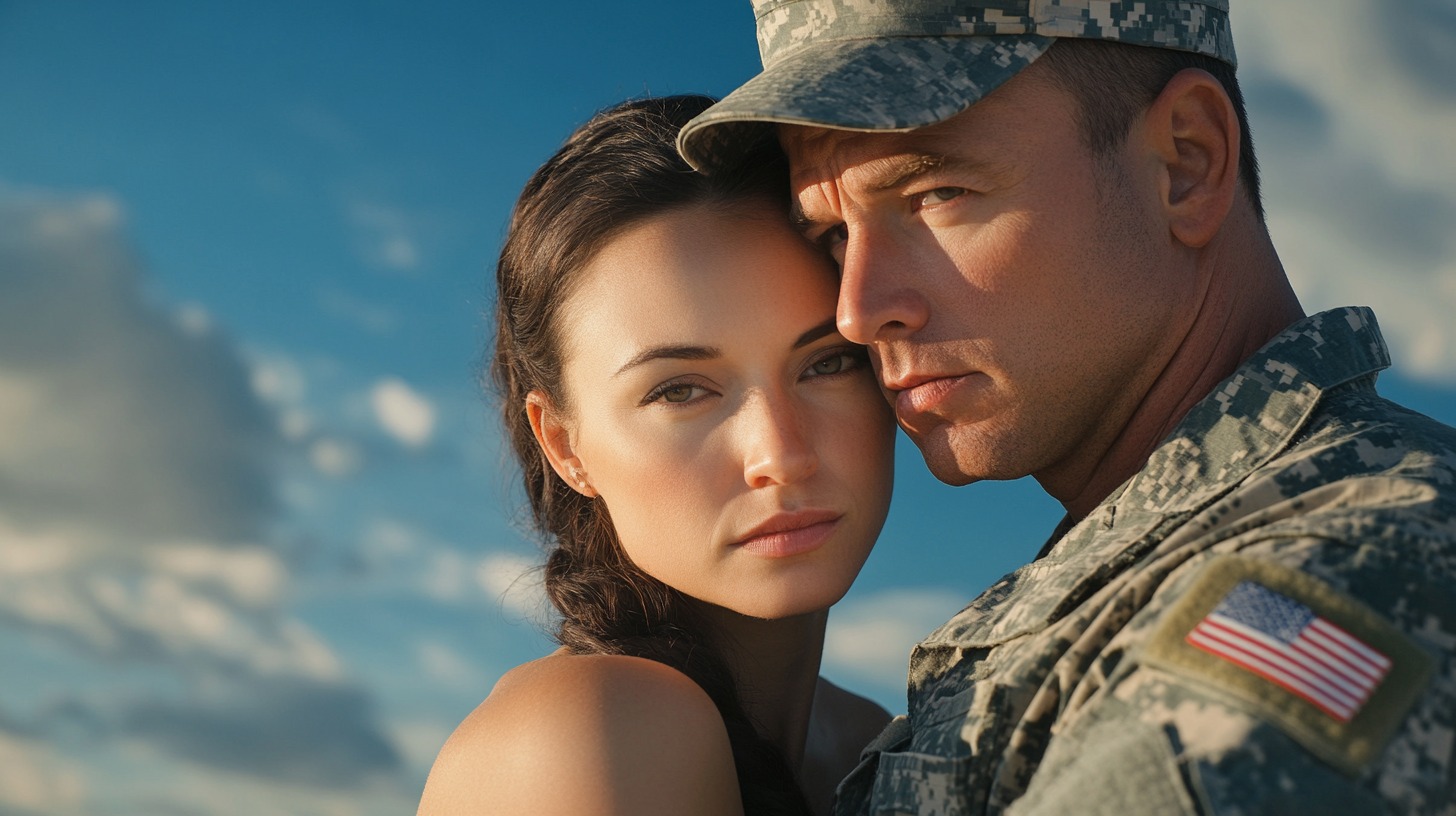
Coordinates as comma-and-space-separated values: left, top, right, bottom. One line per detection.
679, 0, 1237, 172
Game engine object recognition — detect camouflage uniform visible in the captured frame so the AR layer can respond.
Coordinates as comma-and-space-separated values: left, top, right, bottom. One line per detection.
679, 3, 1456, 813
829, 307, 1456, 813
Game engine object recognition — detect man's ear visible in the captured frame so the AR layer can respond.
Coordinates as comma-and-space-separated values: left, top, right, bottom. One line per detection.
525, 390, 597, 497
1142, 67, 1240, 249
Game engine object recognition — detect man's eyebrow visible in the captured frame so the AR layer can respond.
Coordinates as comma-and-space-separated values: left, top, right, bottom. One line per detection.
793, 318, 840, 350
866, 152, 984, 192
791, 152, 989, 230
613, 345, 720, 378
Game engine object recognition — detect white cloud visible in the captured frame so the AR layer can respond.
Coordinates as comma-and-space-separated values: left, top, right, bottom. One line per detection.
823, 588, 968, 692
249, 353, 307, 407
174, 302, 213, 337
0, 191, 278, 542
318, 287, 399, 335
147, 544, 287, 609
279, 407, 314, 440
371, 378, 436, 448
477, 551, 546, 619
310, 437, 363, 478
0, 732, 88, 814
420, 549, 472, 602
359, 518, 545, 615
347, 198, 423, 273
1237, 0, 1456, 192
362, 517, 422, 560
1235, 1, 1456, 382
416, 641, 484, 689
380, 236, 419, 270
0, 188, 402, 800
0, 518, 341, 682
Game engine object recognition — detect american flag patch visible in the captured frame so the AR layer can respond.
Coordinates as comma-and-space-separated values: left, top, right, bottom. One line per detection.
1185, 580, 1392, 722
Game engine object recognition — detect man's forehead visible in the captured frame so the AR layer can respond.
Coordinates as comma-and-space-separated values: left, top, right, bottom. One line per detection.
776, 61, 1053, 188
782, 124, 917, 176
780, 121, 991, 204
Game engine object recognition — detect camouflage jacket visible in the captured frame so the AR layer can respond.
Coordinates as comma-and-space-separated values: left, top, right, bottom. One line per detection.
835, 307, 1456, 815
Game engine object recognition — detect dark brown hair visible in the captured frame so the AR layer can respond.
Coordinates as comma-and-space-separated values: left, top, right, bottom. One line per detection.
1039, 38, 1264, 221
491, 95, 810, 814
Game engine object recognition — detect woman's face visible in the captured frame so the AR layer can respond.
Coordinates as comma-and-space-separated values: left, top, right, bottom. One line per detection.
539, 202, 895, 620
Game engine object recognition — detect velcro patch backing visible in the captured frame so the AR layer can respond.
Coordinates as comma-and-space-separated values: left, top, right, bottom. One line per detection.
1142, 555, 1433, 774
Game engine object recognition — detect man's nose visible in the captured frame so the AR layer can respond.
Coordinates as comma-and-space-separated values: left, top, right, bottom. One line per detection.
835, 226, 931, 346
740, 391, 818, 489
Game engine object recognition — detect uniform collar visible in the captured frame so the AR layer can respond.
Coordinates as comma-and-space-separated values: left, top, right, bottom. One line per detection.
1109, 305, 1390, 523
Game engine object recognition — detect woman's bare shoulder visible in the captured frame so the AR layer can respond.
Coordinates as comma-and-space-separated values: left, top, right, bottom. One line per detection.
417, 653, 742, 816
802, 677, 894, 813
815, 675, 892, 740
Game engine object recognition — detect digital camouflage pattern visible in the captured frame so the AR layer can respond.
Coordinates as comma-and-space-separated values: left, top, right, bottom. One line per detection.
832, 307, 1456, 815
679, 0, 1236, 171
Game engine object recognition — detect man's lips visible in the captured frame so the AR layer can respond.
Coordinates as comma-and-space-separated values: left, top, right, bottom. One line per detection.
888, 372, 981, 417
733, 509, 842, 558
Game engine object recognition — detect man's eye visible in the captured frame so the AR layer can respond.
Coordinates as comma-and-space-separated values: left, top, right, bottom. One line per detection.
818, 224, 849, 266
916, 187, 966, 207
820, 223, 849, 249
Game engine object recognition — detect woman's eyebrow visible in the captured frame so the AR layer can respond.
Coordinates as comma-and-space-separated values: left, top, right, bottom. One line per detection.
613, 345, 720, 378
793, 318, 840, 349
612, 319, 838, 378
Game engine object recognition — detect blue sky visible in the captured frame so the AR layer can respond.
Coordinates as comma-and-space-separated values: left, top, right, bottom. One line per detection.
1, 2, 1452, 814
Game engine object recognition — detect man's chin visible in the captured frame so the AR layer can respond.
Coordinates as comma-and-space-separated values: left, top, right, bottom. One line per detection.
908, 432, 985, 487
905, 423, 1020, 486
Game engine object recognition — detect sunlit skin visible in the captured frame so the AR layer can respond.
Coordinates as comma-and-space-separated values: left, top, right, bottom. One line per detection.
530, 201, 896, 812
419, 202, 896, 816
783, 60, 1301, 519
534, 202, 896, 622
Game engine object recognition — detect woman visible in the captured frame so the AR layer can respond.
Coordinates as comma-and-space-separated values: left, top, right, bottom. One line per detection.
417, 95, 896, 815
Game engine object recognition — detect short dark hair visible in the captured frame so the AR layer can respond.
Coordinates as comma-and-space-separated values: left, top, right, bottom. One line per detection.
1039, 39, 1263, 222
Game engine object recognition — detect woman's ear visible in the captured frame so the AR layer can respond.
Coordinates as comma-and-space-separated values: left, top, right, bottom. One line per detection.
1142, 67, 1240, 249
525, 390, 597, 497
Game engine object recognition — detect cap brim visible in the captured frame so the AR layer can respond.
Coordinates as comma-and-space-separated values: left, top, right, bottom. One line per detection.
680, 34, 1053, 173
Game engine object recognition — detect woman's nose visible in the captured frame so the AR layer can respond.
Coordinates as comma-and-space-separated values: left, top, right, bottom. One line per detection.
740, 392, 818, 489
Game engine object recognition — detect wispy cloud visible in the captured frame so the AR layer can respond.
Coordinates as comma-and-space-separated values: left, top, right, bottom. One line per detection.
1237, 0, 1456, 382
371, 377, 436, 449
318, 287, 400, 334
823, 588, 968, 699
346, 198, 424, 273
0, 732, 88, 815
117, 676, 399, 787
0, 188, 408, 813
0, 191, 276, 542
356, 518, 546, 617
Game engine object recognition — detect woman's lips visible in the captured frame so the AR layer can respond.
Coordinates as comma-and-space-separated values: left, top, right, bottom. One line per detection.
735, 512, 841, 558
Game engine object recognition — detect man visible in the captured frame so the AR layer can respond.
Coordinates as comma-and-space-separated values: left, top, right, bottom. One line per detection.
679, 2, 1456, 814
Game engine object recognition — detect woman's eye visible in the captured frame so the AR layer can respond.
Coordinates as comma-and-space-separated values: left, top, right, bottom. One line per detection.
803, 349, 865, 379
643, 381, 710, 406
812, 356, 847, 375
660, 384, 698, 403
